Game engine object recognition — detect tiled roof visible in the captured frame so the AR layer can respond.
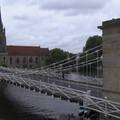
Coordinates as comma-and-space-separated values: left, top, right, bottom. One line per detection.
7, 46, 49, 56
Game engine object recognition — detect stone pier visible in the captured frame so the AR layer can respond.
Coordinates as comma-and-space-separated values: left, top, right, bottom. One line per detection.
99, 18, 120, 102
99, 19, 120, 119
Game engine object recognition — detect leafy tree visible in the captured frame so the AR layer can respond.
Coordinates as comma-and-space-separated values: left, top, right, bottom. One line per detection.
45, 48, 71, 65
82, 35, 103, 77
84, 35, 102, 51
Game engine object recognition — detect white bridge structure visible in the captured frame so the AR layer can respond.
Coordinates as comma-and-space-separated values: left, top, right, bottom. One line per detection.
0, 45, 120, 119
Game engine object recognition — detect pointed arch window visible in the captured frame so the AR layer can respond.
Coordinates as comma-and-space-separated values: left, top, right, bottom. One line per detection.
35, 57, 38, 64
10, 57, 12, 64
29, 57, 33, 63
23, 57, 26, 63
16, 57, 20, 64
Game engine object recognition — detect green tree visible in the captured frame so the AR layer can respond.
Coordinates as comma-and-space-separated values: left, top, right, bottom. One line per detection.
84, 35, 102, 51
45, 48, 69, 65
82, 35, 102, 77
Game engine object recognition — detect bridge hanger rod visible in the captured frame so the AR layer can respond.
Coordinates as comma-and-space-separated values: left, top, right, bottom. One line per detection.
38, 45, 102, 70
40, 48, 102, 71
41, 49, 102, 71
42, 57, 102, 73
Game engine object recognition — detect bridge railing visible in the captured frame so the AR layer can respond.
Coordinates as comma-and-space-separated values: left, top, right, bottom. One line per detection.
0, 71, 120, 119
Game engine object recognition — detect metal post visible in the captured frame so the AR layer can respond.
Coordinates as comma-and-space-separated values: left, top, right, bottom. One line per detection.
60, 64, 63, 79
89, 63, 91, 77
76, 55, 79, 73
82, 62, 84, 76
86, 51, 88, 77
96, 50, 99, 78
83, 90, 91, 107
104, 96, 108, 118
100, 55, 103, 78
53, 64, 55, 84
48, 68, 50, 83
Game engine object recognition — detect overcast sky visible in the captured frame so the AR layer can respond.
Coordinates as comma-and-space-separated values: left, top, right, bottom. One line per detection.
0, 0, 120, 53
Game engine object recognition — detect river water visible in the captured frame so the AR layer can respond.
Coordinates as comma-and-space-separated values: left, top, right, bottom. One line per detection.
0, 83, 80, 120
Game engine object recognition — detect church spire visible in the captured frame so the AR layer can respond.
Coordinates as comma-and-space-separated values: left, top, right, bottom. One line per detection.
0, 7, 3, 29
0, 6, 6, 53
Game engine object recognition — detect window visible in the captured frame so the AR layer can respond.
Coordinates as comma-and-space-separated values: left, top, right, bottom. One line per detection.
35, 57, 38, 64
10, 57, 12, 64
29, 57, 32, 63
16, 57, 20, 64
23, 57, 26, 63
3, 57, 5, 64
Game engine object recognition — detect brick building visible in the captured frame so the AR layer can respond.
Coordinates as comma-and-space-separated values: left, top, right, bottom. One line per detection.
6, 46, 49, 68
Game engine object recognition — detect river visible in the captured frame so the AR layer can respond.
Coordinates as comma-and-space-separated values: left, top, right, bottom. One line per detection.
0, 83, 80, 120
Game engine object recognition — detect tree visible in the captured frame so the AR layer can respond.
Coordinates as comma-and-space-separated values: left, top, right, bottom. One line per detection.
84, 35, 102, 51
82, 35, 103, 77
45, 48, 71, 65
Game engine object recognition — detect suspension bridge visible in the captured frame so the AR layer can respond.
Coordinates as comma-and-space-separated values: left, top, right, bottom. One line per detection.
0, 18, 120, 120
0, 45, 120, 120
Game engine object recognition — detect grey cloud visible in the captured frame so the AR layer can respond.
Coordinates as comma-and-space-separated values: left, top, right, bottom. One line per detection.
13, 15, 30, 21
2, 0, 33, 5
39, 0, 108, 11
3, 0, 109, 16
52, 36, 87, 53
3, 0, 119, 53
26, 0, 109, 16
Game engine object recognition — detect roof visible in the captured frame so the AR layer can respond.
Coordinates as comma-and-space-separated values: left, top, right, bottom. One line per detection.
7, 46, 49, 56
98, 18, 120, 30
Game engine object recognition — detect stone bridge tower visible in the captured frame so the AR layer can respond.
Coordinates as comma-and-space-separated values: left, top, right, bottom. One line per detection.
99, 19, 120, 104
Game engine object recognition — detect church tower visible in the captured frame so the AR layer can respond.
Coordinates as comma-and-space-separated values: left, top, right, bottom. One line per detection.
0, 7, 6, 54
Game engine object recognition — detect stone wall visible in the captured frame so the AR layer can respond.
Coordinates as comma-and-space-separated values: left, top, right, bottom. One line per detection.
0, 55, 46, 68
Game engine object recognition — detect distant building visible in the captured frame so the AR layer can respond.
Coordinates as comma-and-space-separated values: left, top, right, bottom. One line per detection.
6, 46, 49, 68
0, 9, 49, 68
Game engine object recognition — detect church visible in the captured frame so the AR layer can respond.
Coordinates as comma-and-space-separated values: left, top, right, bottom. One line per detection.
0, 9, 49, 68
